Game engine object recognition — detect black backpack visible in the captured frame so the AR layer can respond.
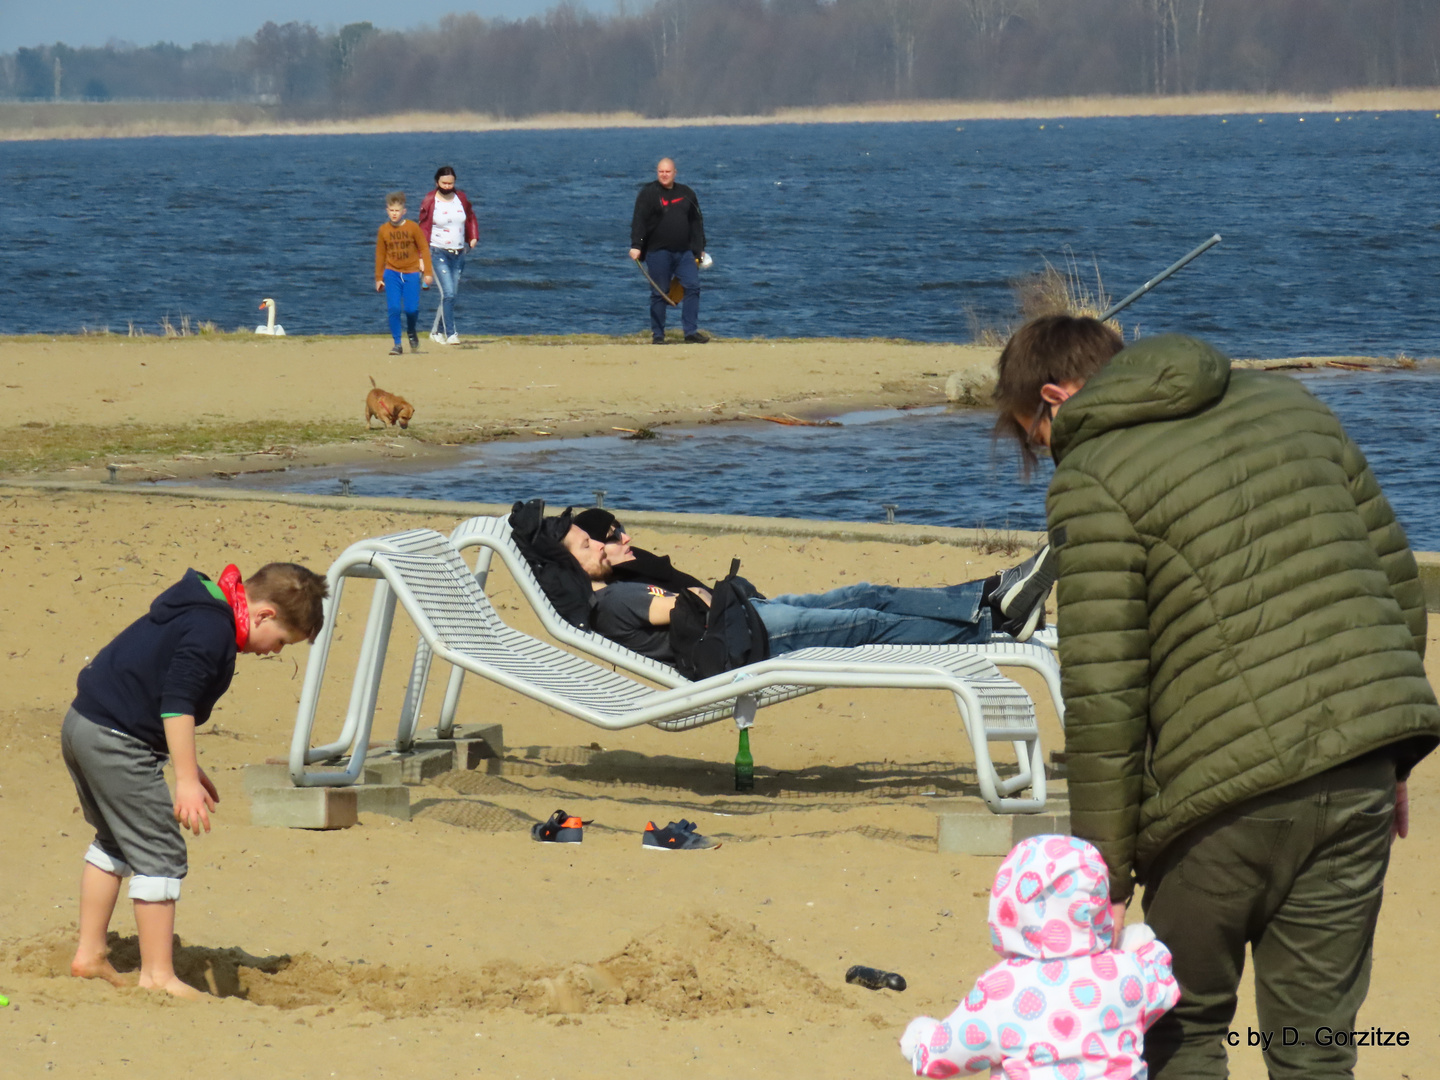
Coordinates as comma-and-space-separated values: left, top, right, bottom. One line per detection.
507, 499, 595, 631
667, 559, 770, 681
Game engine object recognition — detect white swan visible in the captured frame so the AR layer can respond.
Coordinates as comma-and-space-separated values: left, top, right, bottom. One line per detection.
255, 298, 286, 336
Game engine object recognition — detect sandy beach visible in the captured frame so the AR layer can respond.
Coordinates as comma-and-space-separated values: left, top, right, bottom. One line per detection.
0, 335, 995, 482
0, 484, 1437, 1079
5, 89, 1440, 141
2, 336, 1438, 1078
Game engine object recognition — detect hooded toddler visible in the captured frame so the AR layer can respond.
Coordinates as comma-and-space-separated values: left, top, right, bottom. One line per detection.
900, 834, 1180, 1079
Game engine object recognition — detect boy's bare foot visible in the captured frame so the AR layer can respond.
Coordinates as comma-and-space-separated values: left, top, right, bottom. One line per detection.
70, 953, 132, 987
138, 972, 206, 1000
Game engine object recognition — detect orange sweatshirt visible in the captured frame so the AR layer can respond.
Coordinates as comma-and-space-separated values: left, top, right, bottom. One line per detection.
374, 219, 432, 279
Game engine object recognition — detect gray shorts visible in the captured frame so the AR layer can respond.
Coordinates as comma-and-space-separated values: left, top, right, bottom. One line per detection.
61, 707, 187, 901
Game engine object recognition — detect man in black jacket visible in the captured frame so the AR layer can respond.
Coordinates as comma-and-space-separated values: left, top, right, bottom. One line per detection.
629, 158, 708, 345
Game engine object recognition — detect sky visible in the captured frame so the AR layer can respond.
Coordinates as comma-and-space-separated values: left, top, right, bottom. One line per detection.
0, 0, 574, 52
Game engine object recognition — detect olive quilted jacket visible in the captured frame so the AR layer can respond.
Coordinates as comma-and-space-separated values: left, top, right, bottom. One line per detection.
1047, 334, 1440, 901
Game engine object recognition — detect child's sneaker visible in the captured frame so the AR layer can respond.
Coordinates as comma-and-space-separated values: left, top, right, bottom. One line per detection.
642, 819, 720, 851
408, 332, 421, 352
531, 808, 586, 843
388, 344, 404, 356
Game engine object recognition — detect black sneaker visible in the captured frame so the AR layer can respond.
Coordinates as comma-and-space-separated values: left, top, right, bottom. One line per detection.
531, 808, 586, 844
641, 819, 720, 851
683, 332, 710, 344
652, 335, 666, 345
408, 332, 421, 352
388, 344, 404, 356
991, 544, 1055, 642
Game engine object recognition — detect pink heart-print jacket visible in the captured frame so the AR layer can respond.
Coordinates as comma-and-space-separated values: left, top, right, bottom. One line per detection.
899, 834, 1180, 1080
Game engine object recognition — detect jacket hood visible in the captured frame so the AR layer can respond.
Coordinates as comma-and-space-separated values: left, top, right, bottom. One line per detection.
988, 834, 1115, 959
149, 569, 231, 626
1051, 334, 1231, 463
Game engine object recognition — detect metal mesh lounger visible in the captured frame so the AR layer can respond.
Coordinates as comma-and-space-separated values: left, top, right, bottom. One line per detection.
290, 527, 1050, 812
437, 514, 1064, 726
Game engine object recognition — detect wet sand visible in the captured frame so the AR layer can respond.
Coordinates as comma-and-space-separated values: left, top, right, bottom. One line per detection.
0, 486, 1437, 1079
0, 335, 989, 482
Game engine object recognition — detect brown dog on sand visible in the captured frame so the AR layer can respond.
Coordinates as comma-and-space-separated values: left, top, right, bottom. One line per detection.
366, 377, 414, 429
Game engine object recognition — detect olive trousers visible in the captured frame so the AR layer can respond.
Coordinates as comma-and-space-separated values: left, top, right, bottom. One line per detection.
1141, 750, 1397, 1080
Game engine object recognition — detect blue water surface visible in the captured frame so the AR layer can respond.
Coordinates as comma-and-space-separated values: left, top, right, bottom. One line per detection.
6, 113, 1440, 356
213, 370, 1440, 549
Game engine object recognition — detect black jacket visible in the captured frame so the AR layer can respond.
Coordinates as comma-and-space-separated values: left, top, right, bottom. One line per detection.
72, 570, 237, 752
630, 180, 705, 256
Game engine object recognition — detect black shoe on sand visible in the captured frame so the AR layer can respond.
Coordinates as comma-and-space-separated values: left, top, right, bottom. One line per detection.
408, 332, 421, 352
683, 332, 710, 344
991, 544, 1055, 642
531, 809, 586, 843
388, 344, 404, 356
642, 819, 720, 851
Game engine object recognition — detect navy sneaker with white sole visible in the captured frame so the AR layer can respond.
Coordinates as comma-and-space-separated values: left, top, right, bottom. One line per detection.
642, 819, 720, 851
531, 808, 587, 843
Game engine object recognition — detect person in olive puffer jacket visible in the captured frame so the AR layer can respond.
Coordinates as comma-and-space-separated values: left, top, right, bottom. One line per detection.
993, 315, 1440, 1080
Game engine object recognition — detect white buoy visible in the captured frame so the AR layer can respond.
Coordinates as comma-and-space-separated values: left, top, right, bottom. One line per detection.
255, 298, 286, 336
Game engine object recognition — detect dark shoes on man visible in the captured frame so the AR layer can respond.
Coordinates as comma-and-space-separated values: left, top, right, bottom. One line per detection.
683, 332, 710, 344
989, 544, 1057, 642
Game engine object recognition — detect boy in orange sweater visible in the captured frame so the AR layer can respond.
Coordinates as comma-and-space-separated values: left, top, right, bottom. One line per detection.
374, 191, 434, 355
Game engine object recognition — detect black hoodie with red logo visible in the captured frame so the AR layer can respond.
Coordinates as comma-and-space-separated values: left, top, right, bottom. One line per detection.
630, 180, 706, 256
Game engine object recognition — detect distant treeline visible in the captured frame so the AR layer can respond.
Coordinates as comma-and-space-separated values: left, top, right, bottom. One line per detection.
3, 0, 1438, 117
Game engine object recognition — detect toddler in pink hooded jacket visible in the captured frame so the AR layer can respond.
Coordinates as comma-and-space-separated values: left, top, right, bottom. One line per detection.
900, 834, 1180, 1080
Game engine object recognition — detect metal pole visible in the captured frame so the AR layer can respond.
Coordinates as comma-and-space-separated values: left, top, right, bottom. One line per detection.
1098, 234, 1221, 322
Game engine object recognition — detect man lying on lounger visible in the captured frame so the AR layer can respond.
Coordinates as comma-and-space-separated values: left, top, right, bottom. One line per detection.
560, 508, 1054, 667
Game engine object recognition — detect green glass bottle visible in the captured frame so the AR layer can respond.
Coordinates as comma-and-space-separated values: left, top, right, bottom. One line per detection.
734, 728, 754, 792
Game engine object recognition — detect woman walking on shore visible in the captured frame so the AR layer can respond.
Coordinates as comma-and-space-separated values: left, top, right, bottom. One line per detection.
418, 165, 479, 344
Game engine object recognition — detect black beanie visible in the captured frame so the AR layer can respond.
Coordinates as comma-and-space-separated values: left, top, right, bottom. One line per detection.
573, 508, 618, 542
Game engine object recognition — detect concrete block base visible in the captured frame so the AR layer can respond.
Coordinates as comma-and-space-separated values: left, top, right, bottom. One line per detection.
364, 747, 455, 785
409, 723, 504, 771
250, 787, 358, 830
354, 784, 411, 821
935, 799, 1070, 856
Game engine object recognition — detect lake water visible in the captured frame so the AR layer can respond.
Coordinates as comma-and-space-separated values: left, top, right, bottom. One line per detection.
206, 369, 1440, 550
5, 113, 1440, 356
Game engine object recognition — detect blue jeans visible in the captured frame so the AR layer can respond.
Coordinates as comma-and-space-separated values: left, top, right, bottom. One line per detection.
752, 581, 990, 656
431, 248, 465, 336
645, 248, 700, 337
383, 269, 421, 344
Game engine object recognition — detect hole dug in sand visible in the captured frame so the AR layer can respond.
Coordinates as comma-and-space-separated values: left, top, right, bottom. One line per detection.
10, 913, 846, 1020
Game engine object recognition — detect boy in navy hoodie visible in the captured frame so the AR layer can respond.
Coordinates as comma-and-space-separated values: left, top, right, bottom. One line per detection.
62, 561, 327, 998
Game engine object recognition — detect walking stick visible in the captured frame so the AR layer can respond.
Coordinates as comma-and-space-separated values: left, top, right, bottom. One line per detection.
1099, 234, 1222, 321
634, 256, 679, 307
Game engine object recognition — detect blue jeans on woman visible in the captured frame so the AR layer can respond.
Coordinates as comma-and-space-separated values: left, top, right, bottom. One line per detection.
431, 248, 465, 337
752, 581, 991, 656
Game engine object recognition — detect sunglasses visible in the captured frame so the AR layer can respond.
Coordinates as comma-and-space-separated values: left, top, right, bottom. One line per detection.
603, 522, 627, 543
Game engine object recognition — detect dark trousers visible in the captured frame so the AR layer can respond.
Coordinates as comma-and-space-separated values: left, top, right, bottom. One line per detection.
646, 248, 699, 337
1141, 751, 1397, 1080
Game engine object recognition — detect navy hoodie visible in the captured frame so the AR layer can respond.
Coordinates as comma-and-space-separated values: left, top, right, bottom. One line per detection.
72, 570, 238, 753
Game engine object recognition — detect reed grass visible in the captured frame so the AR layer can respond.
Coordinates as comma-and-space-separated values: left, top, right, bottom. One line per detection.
970, 250, 1124, 347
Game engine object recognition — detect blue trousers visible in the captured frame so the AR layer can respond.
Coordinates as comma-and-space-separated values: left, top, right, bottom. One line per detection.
383, 268, 421, 344
431, 249, 465, 337
645, 248, 700, 337
752, 581, 990, 656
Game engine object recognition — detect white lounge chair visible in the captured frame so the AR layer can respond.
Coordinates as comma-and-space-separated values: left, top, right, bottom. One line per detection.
289, 525, 1058, 812
438, 513, 1064, 719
